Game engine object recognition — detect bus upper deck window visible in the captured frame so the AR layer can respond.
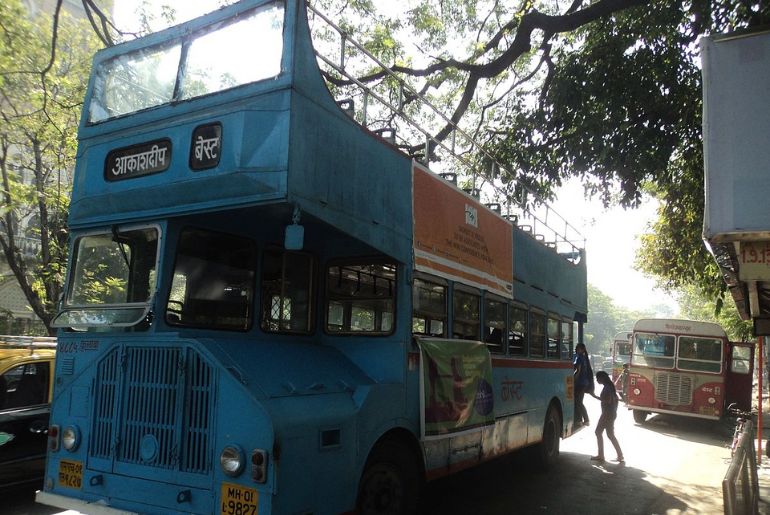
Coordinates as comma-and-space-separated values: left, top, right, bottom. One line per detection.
88, 2, 285, 123
180, 5, 283, 100
165, 228, 256, 331
325, 262, 396, 335
90, 44, 182, 123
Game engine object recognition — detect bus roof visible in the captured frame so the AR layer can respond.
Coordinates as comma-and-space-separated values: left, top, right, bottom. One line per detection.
632, 319, 727, 338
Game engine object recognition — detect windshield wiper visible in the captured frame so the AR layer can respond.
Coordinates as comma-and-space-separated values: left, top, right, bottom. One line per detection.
112, 225, 131, 268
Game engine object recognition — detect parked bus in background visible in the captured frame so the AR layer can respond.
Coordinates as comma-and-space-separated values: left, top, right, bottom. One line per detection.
35, 1, 587, 514
611, 331, 631, 394
628, 319, 753, 424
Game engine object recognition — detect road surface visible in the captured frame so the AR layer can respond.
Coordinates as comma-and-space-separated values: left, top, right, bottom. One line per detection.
7, 398, 765, 514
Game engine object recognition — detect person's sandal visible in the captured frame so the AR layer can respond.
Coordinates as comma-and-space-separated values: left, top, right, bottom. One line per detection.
590, 455, 605, 462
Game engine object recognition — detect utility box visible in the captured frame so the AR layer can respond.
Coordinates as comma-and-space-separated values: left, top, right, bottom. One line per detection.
702, 29, 770, 243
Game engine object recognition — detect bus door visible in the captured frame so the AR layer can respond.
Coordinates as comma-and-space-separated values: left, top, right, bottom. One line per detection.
725, 342, 754, 412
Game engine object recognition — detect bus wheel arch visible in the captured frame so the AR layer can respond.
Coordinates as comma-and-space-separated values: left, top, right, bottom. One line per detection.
534, 399, 562, 470
356, 429, 424, 515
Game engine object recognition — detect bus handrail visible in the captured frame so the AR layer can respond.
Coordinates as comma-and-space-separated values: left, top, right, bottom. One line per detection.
306, 3, 585, 257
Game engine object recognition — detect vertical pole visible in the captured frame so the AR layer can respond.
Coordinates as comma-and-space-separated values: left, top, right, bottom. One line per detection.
758, 336, 764, 464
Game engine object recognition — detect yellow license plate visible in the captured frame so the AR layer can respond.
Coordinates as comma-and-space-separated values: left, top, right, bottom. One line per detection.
58, 459, 83, 489
220, 482, 258, 515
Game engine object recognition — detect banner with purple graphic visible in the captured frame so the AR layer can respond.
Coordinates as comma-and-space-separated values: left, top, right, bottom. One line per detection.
416, 337, 495, 438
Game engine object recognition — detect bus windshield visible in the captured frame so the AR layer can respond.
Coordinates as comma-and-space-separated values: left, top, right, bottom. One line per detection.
678, 336, 722, 373
52, 227, 159, 328
633, 332, 675, 368
88, 1, 284, 123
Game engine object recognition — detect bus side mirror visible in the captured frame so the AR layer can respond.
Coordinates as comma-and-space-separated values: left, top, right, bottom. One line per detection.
285, 224, 304, 250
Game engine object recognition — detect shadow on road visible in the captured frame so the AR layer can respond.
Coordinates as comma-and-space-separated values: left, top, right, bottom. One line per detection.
421, 446, 686, 515
4, 486, 59, 515
632, 411, 734, 445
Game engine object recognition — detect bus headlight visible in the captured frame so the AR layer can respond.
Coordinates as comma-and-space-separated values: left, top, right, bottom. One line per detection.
708, 397, 716, 405
220, 445, 245, 477
633, 388, 641, 396
62, 425, 80, 452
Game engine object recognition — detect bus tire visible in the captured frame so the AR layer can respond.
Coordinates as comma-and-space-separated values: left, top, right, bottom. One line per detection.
534, 404, 561, 470
356, 438, 421, 515
633, 410, 648, 424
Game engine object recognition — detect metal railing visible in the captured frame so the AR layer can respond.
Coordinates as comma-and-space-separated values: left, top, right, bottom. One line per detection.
723, 419, 760, 515
306, 3, 585, 259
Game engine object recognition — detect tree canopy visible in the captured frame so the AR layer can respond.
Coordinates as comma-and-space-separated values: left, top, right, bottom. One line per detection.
8, 0, 769, 333
0, 0, 100, 333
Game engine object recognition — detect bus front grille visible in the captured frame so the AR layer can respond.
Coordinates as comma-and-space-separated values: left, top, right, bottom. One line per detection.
90, 345, 215, 474
654, 372, 692, 406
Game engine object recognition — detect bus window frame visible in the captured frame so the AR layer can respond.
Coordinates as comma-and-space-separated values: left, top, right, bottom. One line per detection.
632, 331, 676, 369
546, 314, 561, 359
676, 336, 724, 374
508, 302, 529, 357
323, 258, 398, 336
165, 226, 257, 332
259, 246, 315, 335
731, 345, 752, 375
483, 293, 507, 354
52, 223, 162, 330
560, 318, 573, 360
451, 284, 481, 341
87, 1, 287, 125
412, 273, 447, 338
529, 309, 547, 359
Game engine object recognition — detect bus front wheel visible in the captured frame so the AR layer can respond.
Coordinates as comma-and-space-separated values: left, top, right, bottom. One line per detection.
357, 439, 421, 515
633, 410, 648, 424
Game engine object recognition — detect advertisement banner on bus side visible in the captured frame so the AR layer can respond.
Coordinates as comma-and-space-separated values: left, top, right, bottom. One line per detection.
416, 337, 495, 439
412, 165, 513, 299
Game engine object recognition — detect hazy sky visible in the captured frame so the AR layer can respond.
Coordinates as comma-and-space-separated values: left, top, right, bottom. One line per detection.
553, 179, 677, 314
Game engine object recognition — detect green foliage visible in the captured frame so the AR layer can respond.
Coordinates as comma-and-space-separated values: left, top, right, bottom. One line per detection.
677, 285, 753, 341
0, 1, 101, 333
486, 1, 769, 317
584, 284, 665, 355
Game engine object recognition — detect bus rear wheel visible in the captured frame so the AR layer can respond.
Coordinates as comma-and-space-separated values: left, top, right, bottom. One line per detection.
534, 404, 561, 470
633, 410, 648, 424
357, 439, 421, 515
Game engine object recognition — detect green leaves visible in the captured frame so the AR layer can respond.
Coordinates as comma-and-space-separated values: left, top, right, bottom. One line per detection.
0, 0, 101, 333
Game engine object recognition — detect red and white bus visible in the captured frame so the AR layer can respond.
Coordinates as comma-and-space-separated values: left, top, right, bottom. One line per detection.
628, 319, 753, 423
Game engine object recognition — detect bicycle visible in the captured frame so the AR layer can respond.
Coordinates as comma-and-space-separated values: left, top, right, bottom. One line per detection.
727, 403, 756, 457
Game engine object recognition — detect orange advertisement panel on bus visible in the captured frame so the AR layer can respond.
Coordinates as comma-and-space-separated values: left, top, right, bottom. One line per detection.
413, 165, 513, 298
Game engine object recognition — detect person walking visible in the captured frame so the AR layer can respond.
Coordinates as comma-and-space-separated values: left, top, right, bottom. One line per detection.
614, 363, 629, 403
573, 343, 594, 427
591, 370, 624, 463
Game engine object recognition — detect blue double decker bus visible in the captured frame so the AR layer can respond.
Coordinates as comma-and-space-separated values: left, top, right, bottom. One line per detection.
37, 1, 587, 514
